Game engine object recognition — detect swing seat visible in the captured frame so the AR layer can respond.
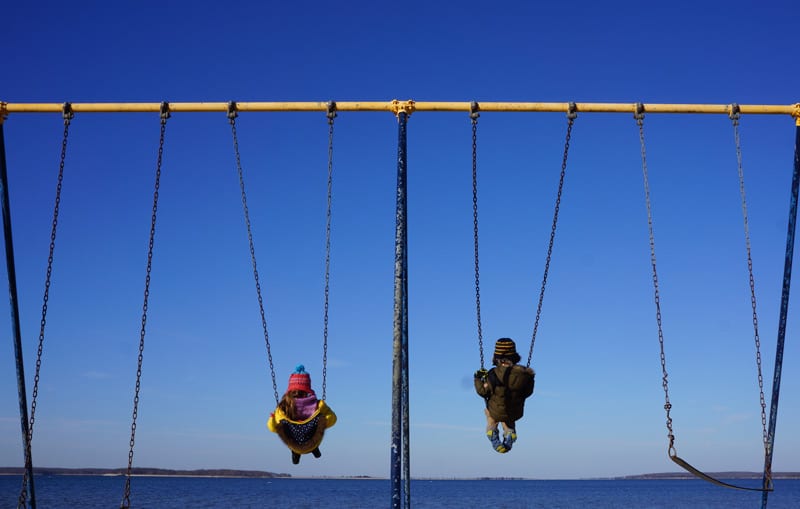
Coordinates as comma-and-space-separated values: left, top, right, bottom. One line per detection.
268, 400, 337, 455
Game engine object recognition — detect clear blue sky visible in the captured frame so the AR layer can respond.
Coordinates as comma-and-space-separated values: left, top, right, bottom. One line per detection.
1, 0, 798, 480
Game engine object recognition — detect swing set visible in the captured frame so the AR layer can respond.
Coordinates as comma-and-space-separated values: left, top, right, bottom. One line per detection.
1, 100, 797, 509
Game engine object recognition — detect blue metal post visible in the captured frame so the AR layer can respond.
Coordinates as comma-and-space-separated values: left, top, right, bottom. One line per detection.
391, 112, 409, 508
760, 124, 800, 509
1, 122, 37, 507
401, 115, 411, 509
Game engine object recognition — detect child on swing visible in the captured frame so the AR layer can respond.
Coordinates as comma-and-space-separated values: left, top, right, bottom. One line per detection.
474, 338, 535, 453
267, 365, 337, 464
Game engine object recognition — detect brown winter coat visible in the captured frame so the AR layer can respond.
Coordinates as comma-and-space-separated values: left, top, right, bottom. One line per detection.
474, 364, 535, 423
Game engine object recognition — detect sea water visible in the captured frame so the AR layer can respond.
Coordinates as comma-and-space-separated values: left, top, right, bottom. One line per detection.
1, 476, 798, 508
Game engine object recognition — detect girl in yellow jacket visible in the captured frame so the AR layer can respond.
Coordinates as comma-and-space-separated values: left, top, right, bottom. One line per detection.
268, 365, 337, 464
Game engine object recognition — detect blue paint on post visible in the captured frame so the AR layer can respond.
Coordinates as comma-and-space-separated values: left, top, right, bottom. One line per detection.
761, 124, 800, 509
391, 112, 409, 508
0, 123, 37, 508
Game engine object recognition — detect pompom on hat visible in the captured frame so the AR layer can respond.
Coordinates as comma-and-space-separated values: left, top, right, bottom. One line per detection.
286, 364, 314, 394
492, 338, 521, 365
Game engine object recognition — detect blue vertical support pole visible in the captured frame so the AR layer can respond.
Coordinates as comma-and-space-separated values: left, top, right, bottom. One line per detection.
391, 111, 410, 509
401, 117, 411, 509
760, 123, 800, 509
0, 120, 37, 507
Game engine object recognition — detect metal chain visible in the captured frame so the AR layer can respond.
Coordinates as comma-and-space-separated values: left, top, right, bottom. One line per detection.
120, 102, 169, 509
470, 101, 484, 369
526, 103, 577, 367
17, 102, 73, 509
227, 102, 280, 406
729, 104, 769, 449
635, 104, 677, 456
321, 102, 336, 401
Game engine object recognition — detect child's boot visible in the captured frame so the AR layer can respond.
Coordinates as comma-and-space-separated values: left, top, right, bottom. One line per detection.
503, 429, 517, 452
312, 447, 322, 458
291, 451, 301, 465
487, 428, 507, 453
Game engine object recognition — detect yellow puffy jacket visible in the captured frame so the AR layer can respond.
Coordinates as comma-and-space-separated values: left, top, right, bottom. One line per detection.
267, 400, 337, 454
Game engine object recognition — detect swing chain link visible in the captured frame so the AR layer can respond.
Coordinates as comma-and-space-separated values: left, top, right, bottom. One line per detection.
121, 102, 169, 509
526, 102, 576, 367
322, 101, 337, 400
634, 103, 677, 455
470, 101, 485, 369
17, 102, 73, 509
227, 101, 281, 407
729, 104, 769, 450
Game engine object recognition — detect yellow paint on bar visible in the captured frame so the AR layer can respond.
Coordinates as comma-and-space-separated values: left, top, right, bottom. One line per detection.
1, 100, 797, 116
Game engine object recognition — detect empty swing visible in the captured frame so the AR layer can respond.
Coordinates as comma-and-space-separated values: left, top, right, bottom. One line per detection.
226, 101, 337, 465
634, 103, 782, 492
471, 102, 577, 454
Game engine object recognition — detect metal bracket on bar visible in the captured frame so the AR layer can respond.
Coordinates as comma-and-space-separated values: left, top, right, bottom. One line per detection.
227, 101, 238, 121
470, 101, 480, 123
327, 101, 337, 124
567, 101, 578, 120
634, 102, 645, 121
390, 99, 416, 118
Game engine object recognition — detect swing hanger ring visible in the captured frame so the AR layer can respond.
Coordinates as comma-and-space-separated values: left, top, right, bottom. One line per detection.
227, 101, 238, 121
729, 103, 741, 122
326, 101, 337, 123
470, 101, 480, 122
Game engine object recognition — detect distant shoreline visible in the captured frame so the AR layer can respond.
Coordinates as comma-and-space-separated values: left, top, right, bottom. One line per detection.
1, 467, 799, 480
0, 467, 291, 479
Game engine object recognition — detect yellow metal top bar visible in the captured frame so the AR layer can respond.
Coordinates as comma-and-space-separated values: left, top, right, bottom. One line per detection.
1, 100, 798, 118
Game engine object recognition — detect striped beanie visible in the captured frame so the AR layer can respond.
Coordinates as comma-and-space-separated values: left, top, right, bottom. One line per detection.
286, 364, 313, 394
492, 338, 521, 365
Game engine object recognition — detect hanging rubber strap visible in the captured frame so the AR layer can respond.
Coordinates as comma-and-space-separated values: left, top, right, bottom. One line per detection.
635, 103, 772, 492
120, 101, 170, 509
760, 117, 800, 509
470, 101, 485, 369
526, 103, 576, 367
227, 101, 280, 406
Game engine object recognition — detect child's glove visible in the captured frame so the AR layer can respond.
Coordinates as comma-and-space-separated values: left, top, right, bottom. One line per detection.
474, 368, 488, 380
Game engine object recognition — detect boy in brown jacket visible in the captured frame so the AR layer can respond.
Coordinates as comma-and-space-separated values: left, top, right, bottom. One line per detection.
474, 338, 535, 453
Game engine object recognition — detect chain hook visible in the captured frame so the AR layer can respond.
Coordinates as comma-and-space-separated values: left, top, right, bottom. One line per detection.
567, 101, 577, 120
159, 101, 171, 124
634, 102, 645, 123
227, 101, 238, 123
470, 101, 480, 124
326, 100, 337, 125
729, 103, 741, 125
668, 434, 677, 458
62, 102, 74, 125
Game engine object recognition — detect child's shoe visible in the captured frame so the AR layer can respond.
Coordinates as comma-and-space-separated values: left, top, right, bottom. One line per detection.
312, 447, 322, 458
487, 429, 507, 453
503, 429, 517, 451
291, 452, 301, 464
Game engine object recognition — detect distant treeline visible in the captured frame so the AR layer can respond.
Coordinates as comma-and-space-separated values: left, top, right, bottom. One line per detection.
0, 467, 290, 478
